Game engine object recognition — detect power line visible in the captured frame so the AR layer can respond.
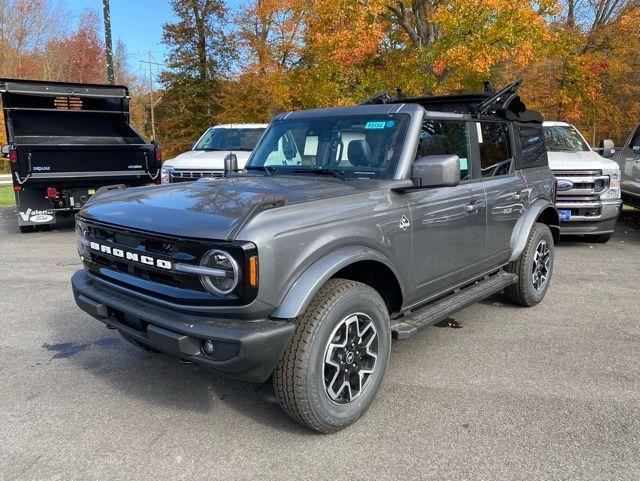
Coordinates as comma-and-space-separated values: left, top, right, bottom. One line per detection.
139, 52, 168, 141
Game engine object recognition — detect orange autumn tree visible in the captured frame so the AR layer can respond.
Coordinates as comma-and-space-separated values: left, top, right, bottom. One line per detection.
217, 0, 308, 122
522, 1, 640, 144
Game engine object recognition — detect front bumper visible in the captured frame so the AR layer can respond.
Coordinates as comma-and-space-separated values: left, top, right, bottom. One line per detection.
558, 200, 621, 235
71, 269, 294, 383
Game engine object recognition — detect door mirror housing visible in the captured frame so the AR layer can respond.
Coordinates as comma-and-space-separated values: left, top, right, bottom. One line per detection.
633, 145, 640, 154
412, 155, 460, 188
600, 139, 615, 158
0, 144, 9, 158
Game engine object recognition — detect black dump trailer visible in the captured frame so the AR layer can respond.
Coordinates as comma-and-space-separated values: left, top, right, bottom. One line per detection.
0, 78, 160, 232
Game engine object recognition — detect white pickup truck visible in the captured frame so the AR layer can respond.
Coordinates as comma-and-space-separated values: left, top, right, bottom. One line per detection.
160, 123, 267, 184
543, 121, 622, 243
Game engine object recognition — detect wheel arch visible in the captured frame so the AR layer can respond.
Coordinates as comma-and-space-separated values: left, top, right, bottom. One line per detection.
271, 246, 405, 319
509, 200, 559, 262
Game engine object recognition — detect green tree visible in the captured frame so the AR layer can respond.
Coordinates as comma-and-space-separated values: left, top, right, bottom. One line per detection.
156, 0, 232, 157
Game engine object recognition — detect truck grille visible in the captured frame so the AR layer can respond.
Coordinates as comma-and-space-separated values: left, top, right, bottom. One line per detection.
82, 221, 206, 293
552, 169, 608, 218
78, 219, 254, 305
170, 169, 224, 182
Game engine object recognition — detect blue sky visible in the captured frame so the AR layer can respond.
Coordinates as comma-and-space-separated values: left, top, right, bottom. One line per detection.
68, 0, 243, 78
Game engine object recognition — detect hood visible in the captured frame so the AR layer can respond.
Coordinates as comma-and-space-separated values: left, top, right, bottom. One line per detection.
547, 150, 619, 171
163, 149, 253, 170
80, 175, 375, 240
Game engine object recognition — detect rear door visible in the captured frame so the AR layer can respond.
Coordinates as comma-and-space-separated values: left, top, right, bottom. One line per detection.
408, 118, 487, 302
475, 120, 528, 267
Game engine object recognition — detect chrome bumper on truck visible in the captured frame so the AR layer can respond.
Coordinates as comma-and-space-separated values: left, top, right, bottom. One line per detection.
553, 170, 621, 235
71, 269, 294, 383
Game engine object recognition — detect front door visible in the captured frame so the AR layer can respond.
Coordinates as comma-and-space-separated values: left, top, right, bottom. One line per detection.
408, 118, 487, 303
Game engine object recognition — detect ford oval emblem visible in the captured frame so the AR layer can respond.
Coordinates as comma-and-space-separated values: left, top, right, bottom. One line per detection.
556, 180, 574, 191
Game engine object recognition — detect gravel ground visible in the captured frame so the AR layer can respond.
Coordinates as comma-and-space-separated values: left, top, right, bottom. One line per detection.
1, 206, 639, 481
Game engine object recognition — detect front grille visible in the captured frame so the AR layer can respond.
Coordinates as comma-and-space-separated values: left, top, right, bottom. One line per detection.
84, 221, 205, 292
78, 219, 257, 305
553, 169, 608, 204
170, 169, 224, 182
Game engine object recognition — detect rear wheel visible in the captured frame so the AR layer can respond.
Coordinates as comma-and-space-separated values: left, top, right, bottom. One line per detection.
273, 279, 391, 433
504, 222, 554, 307
586, 233, 612, 243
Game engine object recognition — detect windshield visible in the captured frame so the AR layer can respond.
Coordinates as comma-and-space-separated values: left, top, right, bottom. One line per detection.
194, 128, 265, 151
543, 125, 590, 152
247, 114, 410, 179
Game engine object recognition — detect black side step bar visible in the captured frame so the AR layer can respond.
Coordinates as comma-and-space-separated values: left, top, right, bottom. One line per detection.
391, 271, 518, 340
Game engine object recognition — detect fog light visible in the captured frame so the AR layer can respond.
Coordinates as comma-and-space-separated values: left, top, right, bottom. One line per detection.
202, 339, 215, 355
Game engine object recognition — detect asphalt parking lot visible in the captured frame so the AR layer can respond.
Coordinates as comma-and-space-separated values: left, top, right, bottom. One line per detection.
1, 206, 639, 481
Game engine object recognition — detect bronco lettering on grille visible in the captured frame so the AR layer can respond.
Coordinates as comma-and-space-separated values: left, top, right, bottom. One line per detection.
89, 241, 172, 270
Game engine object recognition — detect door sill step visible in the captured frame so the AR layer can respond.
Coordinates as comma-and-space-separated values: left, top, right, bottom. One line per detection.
391, 271, 517, 340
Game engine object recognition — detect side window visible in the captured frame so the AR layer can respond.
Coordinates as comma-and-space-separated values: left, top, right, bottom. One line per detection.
518, 125, 548, 167
416, 120, 471, 181
478, 122, 512, 177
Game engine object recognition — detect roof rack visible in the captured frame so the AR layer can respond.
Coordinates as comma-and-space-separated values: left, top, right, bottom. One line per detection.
472, 79, 524, 118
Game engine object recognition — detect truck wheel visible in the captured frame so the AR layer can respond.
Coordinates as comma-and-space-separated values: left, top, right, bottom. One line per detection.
119, 331, 160, 353
586, 233, 612, 244
504, 222, 554, 307
273, 278, 391, 433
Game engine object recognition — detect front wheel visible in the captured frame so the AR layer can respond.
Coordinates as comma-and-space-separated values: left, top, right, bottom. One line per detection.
504, 222, 554, 307
273, 279, 391, 433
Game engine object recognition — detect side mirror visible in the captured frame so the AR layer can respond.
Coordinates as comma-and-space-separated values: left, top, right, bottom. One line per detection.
600, 139, 615, 158
224, 153, 238, 174
633, 145, 640, 154
1, 144, 9, 158
412, 155, 460, 188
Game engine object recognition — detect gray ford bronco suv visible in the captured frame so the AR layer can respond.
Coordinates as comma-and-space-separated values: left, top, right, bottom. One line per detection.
72, 82, 559, 432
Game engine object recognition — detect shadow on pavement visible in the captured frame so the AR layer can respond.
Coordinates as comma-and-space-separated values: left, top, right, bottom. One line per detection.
47, 303, 310, 435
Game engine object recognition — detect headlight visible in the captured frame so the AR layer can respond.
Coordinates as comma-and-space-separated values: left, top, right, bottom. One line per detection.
160, 165, 174, 184
601, 169, 621, 200
76, 218, 89, 258
199, 249, 239, 295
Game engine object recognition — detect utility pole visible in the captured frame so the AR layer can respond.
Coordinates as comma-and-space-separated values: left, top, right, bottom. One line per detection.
140, 52, 166, 141
102, 0, 115, 84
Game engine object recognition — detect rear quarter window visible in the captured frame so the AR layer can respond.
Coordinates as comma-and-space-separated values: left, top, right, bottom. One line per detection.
517, 125, 548, 168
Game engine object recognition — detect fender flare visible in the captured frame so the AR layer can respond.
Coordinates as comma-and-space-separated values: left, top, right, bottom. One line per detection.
509, 199, 559, 262
271, 245, 404, 319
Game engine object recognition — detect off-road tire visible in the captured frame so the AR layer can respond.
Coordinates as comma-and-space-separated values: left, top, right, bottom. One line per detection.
119, 331, 160, 353
586, 233, 612, 244
273, 278, 391, 433
504, 222, 554, 307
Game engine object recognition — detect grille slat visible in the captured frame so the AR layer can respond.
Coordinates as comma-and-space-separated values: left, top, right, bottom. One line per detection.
170, 169, 224, 182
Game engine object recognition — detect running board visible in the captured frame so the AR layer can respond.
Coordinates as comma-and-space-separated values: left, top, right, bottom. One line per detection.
391, 271, 518, 340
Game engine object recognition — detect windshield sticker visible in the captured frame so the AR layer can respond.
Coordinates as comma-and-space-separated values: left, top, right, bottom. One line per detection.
459, 157, 468, 170
365, 121, 387, 130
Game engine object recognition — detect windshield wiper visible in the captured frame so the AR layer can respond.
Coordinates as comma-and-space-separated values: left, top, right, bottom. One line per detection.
292, 168, 347, 180
245, 165, 275, 176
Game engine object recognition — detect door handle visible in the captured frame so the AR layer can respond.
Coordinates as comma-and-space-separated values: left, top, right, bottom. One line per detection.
466, 201, 486, 213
